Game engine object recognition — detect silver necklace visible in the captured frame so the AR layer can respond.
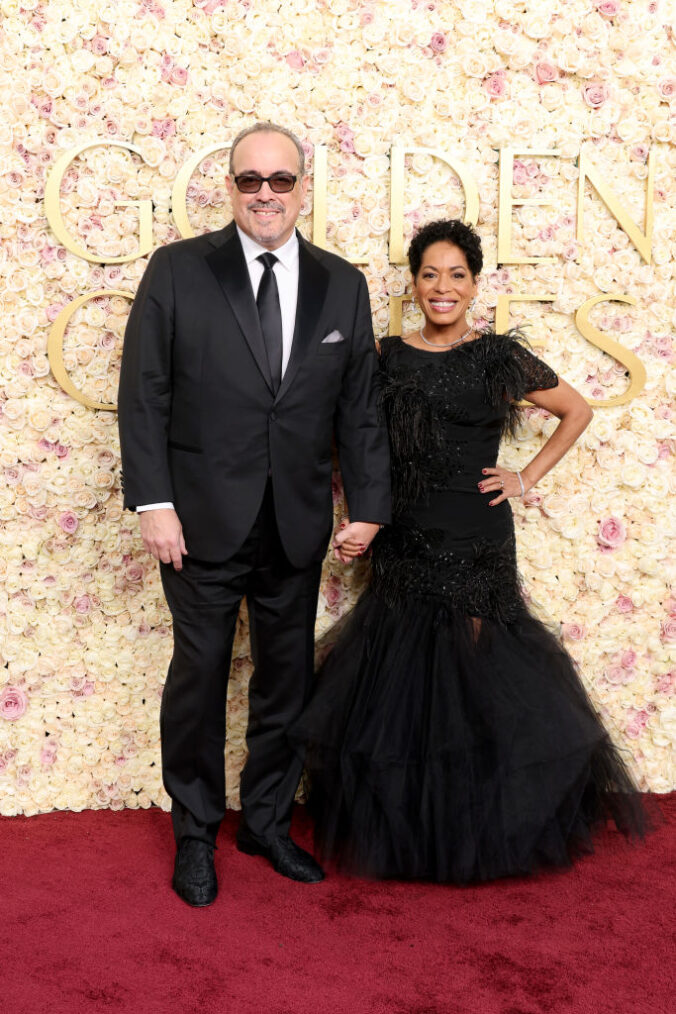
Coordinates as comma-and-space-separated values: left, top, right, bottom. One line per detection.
419, 325, 473, 349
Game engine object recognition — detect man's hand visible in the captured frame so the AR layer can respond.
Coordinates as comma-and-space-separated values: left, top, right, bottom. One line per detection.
139, 508, 187, 571
333, 521, 381, 564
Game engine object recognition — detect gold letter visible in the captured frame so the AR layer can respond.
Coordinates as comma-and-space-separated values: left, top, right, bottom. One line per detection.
389, 147, 480, 264
172, 142, 233, 239
496, 293, 646, 406
388, 294, 416, 337
577, 148, 655, 264
497, 149, 560, 265
48, 290, 133, 411
44, 142, 153, 263
575, 294, 646, 406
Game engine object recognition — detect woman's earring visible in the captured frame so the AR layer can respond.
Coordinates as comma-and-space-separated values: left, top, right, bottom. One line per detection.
469, 297, 477, 313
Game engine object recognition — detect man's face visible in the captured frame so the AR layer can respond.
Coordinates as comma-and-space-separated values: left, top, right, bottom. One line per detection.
226, 131, 308, 250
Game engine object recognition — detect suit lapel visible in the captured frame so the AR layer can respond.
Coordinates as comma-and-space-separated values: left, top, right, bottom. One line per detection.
205, 223, 274, 392
276, 236, 330, 402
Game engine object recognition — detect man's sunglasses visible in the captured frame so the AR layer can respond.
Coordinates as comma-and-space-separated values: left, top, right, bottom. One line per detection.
233, 173, 298, 194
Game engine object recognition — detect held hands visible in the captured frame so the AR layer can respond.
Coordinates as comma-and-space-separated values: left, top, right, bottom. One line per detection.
139, 508, 187, 570
478, 467, 528, 506
333, 520, 381, 564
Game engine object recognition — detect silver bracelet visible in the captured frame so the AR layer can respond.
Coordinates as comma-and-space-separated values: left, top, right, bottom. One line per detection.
516, 471, 525, 496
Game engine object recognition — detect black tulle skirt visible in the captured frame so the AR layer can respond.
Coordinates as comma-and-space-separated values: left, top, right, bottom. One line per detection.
291, 588, 649, 883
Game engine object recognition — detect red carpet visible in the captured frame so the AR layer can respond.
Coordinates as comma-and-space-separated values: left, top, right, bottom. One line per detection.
2, 799, 673, 1014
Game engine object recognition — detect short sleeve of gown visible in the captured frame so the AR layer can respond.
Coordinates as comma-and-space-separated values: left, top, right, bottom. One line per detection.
511, 342, 558, 394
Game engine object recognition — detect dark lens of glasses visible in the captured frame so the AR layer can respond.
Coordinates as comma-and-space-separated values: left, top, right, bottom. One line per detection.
234, 173, 297, 194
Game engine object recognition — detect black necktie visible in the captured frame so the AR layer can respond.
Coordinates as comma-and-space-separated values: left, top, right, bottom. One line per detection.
256, 253, 283, 393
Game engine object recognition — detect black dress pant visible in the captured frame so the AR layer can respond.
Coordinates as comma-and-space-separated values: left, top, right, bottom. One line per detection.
159, 483, 323, 846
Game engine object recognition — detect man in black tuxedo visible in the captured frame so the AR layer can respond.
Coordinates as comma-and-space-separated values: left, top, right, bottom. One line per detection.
118, 123, 390, 906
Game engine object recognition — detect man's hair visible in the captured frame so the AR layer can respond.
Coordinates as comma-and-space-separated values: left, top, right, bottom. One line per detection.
408, 219, 483, 279
229, 123, 305, 177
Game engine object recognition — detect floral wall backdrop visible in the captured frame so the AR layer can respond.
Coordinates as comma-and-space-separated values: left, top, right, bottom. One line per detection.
0, 0, 674, 815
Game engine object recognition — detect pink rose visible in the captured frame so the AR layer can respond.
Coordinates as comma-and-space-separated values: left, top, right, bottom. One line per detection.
615, 595, 634, 613
661, 617, 676, 642
562, 623, 586, 641
0, 687, 28, 720
40, 747, 57, 766
125, 562, 144, 583
141, 0, 165, 17
625, 709, 649, 739
655, 671, 675, 694
429, 33, 447, 53
620, 649, 637, 668
152, 118, 176, 140
104, 259, 125, 285
595, 0, 620, 16
658, 79, 676, 101
512, 160, 529, 185
664, 596, 676, 615
484, 72, 508, 100
324, 576, 345, 611
170, 66, 188, 86
630, 144, 649, 162
58, 510, 79, 534
535, 61, 558, 84
74, 595, 92, 614
90, 35, 109, 55
194, 0, 226, 11
46, 303, 65, 322
582, 81, 609, 108
597, 516, 626, 549
286, 51, 305, 71
606, 665, 633, 686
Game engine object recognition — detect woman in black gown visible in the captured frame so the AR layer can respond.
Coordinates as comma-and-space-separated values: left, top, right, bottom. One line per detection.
293, 219, 648, 883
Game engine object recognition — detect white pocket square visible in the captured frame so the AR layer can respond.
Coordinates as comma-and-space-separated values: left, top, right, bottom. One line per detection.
321, 330, 345, 344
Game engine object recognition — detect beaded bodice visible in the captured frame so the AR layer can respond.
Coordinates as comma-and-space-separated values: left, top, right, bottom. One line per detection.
378, 332, 558, 513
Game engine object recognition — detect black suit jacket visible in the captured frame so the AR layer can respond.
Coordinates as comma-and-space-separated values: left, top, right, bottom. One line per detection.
117, 223, 391, 567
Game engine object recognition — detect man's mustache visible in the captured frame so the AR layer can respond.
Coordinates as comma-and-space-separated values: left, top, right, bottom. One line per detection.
247, 202, 285, 213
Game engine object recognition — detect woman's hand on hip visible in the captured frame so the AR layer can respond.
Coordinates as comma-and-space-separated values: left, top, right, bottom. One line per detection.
478, 467, 526, 506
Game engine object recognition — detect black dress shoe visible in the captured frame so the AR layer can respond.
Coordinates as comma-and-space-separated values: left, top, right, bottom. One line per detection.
236, 829, 325, 884
172, 838, 218, 907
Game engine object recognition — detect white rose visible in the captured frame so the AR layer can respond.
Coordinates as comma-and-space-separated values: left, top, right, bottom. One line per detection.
620, 461, 647, 489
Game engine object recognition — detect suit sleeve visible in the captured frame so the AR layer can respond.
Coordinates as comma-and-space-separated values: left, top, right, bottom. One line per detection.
334, 272, 391, 525
117, 246, 175, 510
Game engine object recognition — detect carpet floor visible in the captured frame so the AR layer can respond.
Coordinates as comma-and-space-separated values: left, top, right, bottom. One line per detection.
2, 797, 673, 1014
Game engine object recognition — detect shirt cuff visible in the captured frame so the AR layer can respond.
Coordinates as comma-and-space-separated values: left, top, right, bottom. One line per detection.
136, 502, 174, 512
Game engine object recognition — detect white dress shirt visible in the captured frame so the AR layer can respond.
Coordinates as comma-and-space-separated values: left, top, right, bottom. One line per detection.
137, 226, 300, 513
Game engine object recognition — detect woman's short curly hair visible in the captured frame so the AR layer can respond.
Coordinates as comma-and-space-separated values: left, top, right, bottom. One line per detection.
408, 219, 483, 279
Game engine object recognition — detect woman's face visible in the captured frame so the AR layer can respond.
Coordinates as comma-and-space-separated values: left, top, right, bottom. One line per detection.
411, 241, 478, 329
